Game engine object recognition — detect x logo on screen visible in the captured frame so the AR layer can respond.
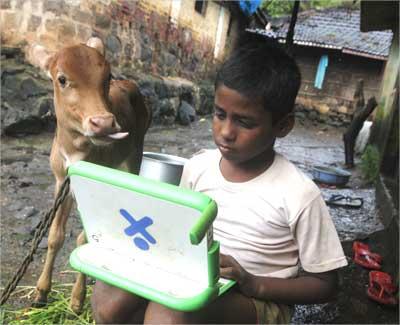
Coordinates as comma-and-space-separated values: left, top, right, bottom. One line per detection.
119, 209, 156, 251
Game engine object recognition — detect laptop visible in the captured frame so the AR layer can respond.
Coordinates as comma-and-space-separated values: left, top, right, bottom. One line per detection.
68, 161, 235, 311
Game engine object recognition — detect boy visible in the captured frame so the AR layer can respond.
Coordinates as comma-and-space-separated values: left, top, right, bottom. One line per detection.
91, 33, 347, 324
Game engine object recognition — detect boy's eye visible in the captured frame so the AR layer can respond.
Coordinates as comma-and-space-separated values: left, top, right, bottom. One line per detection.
236, 118, 256, 129
214, 108, 226, 119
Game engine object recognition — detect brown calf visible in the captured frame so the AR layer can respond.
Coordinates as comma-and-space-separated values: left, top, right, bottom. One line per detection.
29, 38, 152, 313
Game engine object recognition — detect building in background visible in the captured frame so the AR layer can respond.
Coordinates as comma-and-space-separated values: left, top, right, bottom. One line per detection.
0, 0, 249, 79
249, 7, 393, 117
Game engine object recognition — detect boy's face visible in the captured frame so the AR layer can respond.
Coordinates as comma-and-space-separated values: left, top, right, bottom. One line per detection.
213, 85, 288, 166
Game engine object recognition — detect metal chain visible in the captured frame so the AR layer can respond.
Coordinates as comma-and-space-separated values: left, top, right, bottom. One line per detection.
0, 177, 71, 306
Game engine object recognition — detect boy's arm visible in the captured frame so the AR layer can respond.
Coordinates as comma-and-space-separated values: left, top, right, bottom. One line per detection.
220, 254, 339, 305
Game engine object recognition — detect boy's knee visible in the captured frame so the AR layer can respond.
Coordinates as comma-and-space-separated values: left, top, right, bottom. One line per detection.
144, 302, 193, 324
91, 281, 146, 324
91, 290, 118, 324
91, 304, 113, 324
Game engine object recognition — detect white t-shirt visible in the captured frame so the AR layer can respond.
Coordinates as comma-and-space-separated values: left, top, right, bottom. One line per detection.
180, 149, 348, 278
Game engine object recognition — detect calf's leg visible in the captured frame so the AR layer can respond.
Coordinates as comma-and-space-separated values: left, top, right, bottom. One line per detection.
70, 231, 87, 313
33, 184, 73, 306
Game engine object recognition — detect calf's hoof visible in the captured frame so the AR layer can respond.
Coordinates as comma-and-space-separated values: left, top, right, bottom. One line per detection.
70, 281, 86, 314
31, 300, 47, 308
70, 299, 84, 314
32, 290, 48, 308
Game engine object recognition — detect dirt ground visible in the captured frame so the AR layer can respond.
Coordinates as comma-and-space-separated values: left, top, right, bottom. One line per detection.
1, 116, 398, 323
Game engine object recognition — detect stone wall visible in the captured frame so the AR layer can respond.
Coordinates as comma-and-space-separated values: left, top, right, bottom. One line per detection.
293, 45, 385, 119
1, 47, 215, 136
1, 47, 55, 135
0, 0, 231, 81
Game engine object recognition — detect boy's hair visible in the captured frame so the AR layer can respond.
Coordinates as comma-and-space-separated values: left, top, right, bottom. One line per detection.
215, 32, 301, 122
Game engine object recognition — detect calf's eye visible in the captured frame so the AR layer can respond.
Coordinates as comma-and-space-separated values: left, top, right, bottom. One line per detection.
58, 75, 67, 87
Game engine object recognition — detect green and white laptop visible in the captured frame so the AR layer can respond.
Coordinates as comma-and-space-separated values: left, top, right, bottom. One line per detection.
68, 161, 235, 311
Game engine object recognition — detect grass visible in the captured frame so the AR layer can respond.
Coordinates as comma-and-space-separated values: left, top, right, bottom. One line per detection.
1, 283, 94, 324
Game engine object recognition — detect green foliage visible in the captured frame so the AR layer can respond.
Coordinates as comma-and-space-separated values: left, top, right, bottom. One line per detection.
360, 145, 380, 183
261, 0, 294, 17
2, 284, 94, 325
261, 0, 359, 17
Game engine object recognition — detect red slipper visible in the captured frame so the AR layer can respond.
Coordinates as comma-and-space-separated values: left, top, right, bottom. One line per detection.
367, 271, 398, 306
352, 241, 382, 270
353, 241, 383, 263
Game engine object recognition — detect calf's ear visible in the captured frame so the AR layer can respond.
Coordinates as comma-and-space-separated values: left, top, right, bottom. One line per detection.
29, 44, 54, 79
86, 37, 105, 56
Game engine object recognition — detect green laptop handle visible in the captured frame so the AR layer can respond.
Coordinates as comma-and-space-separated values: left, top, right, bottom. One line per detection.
190, 200, 217, 245
67, 161, 217, 245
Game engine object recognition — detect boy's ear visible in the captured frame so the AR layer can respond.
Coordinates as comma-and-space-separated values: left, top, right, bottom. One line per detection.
275, 114, 294, 138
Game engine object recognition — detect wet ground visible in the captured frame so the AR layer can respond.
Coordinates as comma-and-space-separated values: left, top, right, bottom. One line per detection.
1, 117, 398, 323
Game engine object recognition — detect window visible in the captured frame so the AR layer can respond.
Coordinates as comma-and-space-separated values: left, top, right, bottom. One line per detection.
194, 0, 207, 16
314, 55, 329, 89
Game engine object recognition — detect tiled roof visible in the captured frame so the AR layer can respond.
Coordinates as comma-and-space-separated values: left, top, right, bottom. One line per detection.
250, 8, 393, 60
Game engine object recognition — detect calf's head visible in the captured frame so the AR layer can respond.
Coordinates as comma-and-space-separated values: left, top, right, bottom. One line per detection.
30, 38, 128, 145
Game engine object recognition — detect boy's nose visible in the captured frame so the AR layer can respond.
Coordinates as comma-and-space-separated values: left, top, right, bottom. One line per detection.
220, 120, 236, 142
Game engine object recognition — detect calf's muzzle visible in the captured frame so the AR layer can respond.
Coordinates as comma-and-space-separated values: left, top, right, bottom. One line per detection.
84, 114, 129, 140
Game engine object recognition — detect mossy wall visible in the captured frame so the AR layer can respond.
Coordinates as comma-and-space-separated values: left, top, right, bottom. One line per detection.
369, 27, 399, 157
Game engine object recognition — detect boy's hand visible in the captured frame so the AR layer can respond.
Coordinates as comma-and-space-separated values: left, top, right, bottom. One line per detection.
220, 254, 257, 297
220, 254, 340, 304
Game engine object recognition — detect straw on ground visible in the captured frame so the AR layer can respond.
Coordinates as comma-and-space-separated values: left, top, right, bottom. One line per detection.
1, 283, 94, 324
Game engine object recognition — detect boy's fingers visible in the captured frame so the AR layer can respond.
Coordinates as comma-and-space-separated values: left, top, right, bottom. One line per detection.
220, 254, 238, 267
220, 266, 236, 279
220, 253, 230, 267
